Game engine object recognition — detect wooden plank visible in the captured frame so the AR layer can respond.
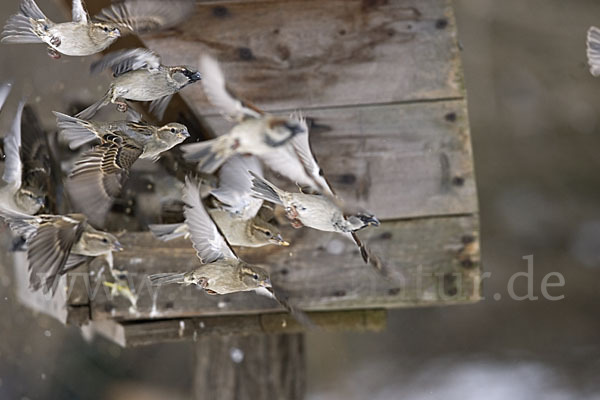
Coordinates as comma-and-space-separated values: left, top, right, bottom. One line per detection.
204, 99, 476, 220
90, 309, 386, 347
193, 334, 305, 400
85, 214, 480, 321
142, 0, 464, 113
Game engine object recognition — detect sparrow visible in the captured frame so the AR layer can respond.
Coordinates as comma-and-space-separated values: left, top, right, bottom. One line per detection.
77, 48, 201, 120
587, 26, 600, 76
0, 208, 123, 294
0, 94, 47, 215
148, 176, 273, 296
250, 171, 383, 268
180, 55, 305, 174
53, 111, 190, 226
1, 0, 195, 59
149, 155, 289, 247
250, 172, 379, 234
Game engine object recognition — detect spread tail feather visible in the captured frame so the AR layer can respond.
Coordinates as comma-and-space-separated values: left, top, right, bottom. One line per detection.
1, 0, 48, 44
180, 136, 234, 174
249, 171, 283, 205
148, 272, 186, 286
148, 223, 188, 242
53, 111, 98, 149
75, 91, 111, 120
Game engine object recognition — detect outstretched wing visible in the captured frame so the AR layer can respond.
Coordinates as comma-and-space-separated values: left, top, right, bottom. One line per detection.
0, 82, 12, 112
71, 0, 89, 23
90, 48, 161, 76
2, 100, 25, 186
259, 114, 334, 196
183, 176, 236, 263
28, 215, 85, 294
587, 26, 600, 77
199, 54, 263, 121
67, 138, 143, 226
0, 207, 40, 239
210, 155, 263, 219
287, 113, 334, 196
95, 0, 195, 34
149, 94, 173, 120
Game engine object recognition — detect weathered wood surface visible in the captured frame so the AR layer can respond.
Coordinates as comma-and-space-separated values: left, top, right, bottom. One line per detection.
89, 309, 385, 347
204, 99, 476, 220
74, 214, 479, 321
30, 0, 482, 347
143, 0, 464, 113
193, 334, 305, 400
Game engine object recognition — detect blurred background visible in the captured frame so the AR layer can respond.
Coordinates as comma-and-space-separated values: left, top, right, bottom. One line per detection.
2, 0, 600, 399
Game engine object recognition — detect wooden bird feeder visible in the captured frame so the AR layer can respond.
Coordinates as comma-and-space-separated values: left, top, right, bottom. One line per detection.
11, 0, 480, 398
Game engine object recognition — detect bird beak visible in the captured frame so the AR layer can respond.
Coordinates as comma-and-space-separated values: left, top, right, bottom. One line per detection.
189, 71, 202, 82
110, 28, 121, 38
367, 216, 380, 227
113, 241, 124, 252
261, 278, 272, 288
182, 130, 190, 138
35, 197, 45, 206
270, 234, 290, 247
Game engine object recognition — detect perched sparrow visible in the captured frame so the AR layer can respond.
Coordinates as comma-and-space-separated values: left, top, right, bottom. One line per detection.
181, 55, 305, 173
0, 97, 46, 215
587, 26, 600, 76
149, 155, 289, 247
148, 176, 273, 295
0, 208, 122, 294
1, 0, 195, 59
53, 111, 190, 226
77, 48, 201, 120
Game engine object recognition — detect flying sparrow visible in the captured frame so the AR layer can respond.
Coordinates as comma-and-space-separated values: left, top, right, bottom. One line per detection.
180, 55, 305, 173
148, 176, 273, 296
1, 0, 195, 59
53, 111, 190, 226
0, 208, 122, 294
149, 155, 289, 247
0, 95, 47, 215
250, 171, 384, 267
76, 48, 201, 120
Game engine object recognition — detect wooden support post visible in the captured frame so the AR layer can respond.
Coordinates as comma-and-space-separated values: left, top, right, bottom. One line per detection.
194, 333, 305, 400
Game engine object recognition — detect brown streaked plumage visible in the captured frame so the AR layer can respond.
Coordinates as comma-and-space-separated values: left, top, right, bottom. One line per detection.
55, 111, 189, 226
0, 208, 122, 295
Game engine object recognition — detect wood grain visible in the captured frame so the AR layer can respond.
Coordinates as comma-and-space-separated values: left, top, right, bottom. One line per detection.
203, 99, 477, 220
78, 214, 480, 321
142, 0, 464, 113
193, 334, 305, 400
89, 309, 386, 347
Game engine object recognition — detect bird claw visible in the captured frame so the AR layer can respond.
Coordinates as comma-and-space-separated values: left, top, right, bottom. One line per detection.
285, 207, 303, 228
50, 36, 61, 47
116, 102, 128, 112
197, 277, 209, 289
47, 47, 60, 59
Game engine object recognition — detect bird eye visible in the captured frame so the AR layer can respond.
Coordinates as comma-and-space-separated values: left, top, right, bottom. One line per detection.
170, 128, 175, 133
252, 273, 259, 280
102, 238, 108, 243
103, 27, 109, 32
264, 230, 272, 237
